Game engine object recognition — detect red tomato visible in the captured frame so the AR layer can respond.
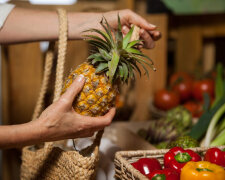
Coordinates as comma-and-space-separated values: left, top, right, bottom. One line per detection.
131, 158, 162, 176
169, 72, 193, 86
183, 101, 203, 118
154, 89, 180, 111
172, 81, 192, 102
192, 79, 214, 101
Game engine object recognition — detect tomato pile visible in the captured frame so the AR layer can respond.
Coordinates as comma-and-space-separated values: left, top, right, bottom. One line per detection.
154, 72, 215, 118
131, 147, 225, 180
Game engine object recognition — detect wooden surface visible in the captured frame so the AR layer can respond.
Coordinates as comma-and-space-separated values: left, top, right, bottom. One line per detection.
117, 0, 135, 10
175, 26, 202, 72
203, 42, 216, 73
7, 43, 43, 124
169, 14, 225, 72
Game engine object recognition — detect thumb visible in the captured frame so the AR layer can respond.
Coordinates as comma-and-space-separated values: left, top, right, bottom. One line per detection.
59, 74, 85, 105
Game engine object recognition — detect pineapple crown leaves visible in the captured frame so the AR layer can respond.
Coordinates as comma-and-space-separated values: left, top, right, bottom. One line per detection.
83, 15, 155, 83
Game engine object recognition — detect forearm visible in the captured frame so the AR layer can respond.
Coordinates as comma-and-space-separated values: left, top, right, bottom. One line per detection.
0, 121, 44, 149
0, 7, 101, 44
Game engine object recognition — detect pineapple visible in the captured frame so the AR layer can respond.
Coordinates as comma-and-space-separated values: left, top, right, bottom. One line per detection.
62, 16, 154, 117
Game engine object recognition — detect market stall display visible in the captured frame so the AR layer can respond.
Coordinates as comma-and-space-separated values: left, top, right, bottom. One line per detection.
114, 146, 225, 180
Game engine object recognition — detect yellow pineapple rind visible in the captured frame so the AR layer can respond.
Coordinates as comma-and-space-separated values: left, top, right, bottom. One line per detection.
62, 62, 118, 117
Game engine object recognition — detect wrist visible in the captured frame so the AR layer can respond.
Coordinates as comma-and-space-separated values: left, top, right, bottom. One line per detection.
67, 12, 102, 40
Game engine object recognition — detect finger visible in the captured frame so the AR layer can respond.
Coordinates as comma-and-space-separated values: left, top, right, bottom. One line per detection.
149, 31, 161, 41
122, 25, 130, 36
59, 75, 85, 105
140, 29, 155, 49
83, 108, 116, 129
127, 11, 157, 31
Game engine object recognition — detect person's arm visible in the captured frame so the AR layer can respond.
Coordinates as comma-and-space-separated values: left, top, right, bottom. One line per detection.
0, 75, 115, 149
0, 8, 161, 48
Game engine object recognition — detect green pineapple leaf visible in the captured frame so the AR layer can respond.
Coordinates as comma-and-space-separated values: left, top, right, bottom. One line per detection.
101, 17, 115, 47
83, 35, 110, 51
83, 29, 111, 47
127, 63, 135, 79
87, 53, 101, 60
126, 47, 143, 55
95, 63, 108, 73
91, 57, 105, 65
118, 65, 124, 78
87, 40, 109, 52
129, 60, 142, 77
122, 26, 134, 49
121, 62, 128, 81
137, 60, 150, 78
108, 50, 120, 82
99, 48, 111, 61
127, 40, 143, 49
116, 15, 123, 50
85, 15, 155, 83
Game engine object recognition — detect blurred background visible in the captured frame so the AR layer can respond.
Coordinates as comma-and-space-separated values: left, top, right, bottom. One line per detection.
1, 0, 225, 179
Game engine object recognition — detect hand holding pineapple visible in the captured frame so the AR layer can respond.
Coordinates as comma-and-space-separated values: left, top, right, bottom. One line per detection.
0, 8, 161, 149
36, 75, 116, 141
0, 75, 115, 149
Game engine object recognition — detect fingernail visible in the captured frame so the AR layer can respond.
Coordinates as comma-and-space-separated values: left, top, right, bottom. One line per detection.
122, 26, 127, 30
140, 29, 145, 34
149, 24, 156, 28
77, 74, 85, 82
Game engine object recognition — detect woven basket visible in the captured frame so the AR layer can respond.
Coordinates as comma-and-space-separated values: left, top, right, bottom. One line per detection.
20, 9, 102, 180
114, 145, 225, 180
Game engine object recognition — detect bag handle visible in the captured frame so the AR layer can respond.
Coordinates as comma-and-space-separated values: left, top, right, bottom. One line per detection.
45, 8, 68, 148
53, 8, 68, 102
32, 8, 67, 120
31, 8, 68, 148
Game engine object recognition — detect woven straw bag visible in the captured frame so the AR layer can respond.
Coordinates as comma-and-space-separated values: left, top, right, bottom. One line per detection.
114, 145, 225, 180
21, 9, 102, 180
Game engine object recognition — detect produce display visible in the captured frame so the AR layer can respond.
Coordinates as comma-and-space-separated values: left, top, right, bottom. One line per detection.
139, 63, 225, 149
190, 63, 225, 147
131, 147, 225, 180
153, 71, 216, 117
61, 16, 154, 117
138, 106, 193, 148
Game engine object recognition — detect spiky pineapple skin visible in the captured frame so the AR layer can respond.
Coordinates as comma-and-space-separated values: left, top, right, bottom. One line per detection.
62, 62, 118, 117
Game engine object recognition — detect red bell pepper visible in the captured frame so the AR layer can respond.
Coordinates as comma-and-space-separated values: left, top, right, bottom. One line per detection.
131, 158, 162, 176
204, 147, 225, 167
147, 168, 179, 180
164, 147, 201, 174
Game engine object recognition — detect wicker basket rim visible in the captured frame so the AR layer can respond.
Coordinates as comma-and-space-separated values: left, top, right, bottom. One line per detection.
115, 145, 225, 158
114, 146, 225, 180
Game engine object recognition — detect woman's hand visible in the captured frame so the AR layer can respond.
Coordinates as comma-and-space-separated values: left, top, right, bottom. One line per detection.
0, 75, 115, 149
68, 9, 161, 49
1, 8, 161, 48
35, 75, 116, 142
